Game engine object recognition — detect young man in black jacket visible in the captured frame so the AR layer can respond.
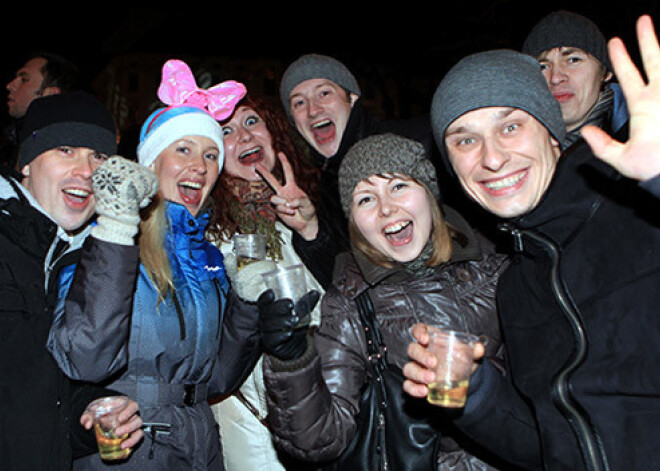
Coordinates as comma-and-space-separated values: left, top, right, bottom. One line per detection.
0, 91, 147, 470
403, 14, 660, 471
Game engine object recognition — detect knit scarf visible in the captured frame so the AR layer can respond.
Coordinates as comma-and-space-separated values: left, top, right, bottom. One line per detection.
401, 237, 436, 278
563, 85, 614, 148
226, 176, 283, 261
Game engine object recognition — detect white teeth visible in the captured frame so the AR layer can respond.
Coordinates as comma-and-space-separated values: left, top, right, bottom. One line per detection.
179, 181, 202, 189
384, 221, 410, 234
239, 147, 261, 160
63, 188, 90, 198
312, 119, 332, 129
484, 171, 526, 190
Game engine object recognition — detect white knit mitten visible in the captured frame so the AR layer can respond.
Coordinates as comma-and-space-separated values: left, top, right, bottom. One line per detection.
91, 156, 159, 245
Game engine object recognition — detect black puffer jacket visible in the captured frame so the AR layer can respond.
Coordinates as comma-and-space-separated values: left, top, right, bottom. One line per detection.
0, 175, 137, 470
264, 206, 509, 470
453, 130, 660, 470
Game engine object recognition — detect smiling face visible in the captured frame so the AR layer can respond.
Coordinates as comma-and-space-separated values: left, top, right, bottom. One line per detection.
445, 107, 561, 219
351, 175, 433, 263
221, 105, 277, 181
288, 78, 357, 158
151, 135, 220, 216
537, 47, 610, 132
22, 146, 107, 233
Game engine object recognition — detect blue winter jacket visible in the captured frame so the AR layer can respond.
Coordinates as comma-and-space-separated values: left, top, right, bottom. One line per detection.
49, 202, 261, 470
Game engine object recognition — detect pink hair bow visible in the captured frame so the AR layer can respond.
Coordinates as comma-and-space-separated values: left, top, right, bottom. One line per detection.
157, 59, 246, 120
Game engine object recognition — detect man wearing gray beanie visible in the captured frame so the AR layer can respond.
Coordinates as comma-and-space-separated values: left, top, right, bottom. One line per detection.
409, 21, 660, 470
0, 91, 147, 469
279, 53, 442, 289
522, 10, 628, 147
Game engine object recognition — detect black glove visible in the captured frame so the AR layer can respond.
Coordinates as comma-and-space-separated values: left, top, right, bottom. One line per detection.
258, 289, 320, 361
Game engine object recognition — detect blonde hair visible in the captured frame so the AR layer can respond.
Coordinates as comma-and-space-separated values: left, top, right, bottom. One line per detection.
137, 192, 173, 299
349, 176, 453, 269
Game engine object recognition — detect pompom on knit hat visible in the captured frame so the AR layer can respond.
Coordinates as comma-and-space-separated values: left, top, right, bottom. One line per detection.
279, 54, 361, 119
430, 49, 566, 164
338, 133, 440, 217
522, 10, 611, 71
19, 91, 117, 168
137, 105, 225, 172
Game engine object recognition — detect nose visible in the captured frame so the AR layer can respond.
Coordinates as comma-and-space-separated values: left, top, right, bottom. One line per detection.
73, 154, 94, 180
237, 125, 253, 143
7, 77, 18, 92
481, 138, 510, 172
188, 153, 208, 174
378, 194, 396, 217
308, 98, 322, 118
549, 64, 567, 85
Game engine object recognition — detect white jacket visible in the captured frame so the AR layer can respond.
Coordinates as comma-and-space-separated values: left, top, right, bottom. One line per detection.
211, 222, 323, 470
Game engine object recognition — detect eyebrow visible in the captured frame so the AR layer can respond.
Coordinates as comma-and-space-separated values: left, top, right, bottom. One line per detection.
445, 108, 518, 136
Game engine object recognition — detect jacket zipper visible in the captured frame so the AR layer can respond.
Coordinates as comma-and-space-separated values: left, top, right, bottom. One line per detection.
501, 224, 610, 471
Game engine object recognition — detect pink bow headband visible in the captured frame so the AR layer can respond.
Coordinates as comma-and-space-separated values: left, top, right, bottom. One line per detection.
157, 59, 247, 120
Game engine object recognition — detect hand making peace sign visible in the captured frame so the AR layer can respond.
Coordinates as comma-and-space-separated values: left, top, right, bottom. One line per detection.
256, 152, 319, 240
582, 15, 660, 181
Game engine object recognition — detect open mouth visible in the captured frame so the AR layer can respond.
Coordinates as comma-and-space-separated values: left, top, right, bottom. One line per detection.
62, 188, 92, 208
239, 147, 264, 165
383, 220, 413, 246
178, 180, 203, 204
311, 119, 336, 145
481, 169, 527, 193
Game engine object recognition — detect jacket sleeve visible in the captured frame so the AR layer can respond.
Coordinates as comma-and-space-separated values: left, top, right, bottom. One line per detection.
453, 360, 543, 470
208, 288, 262, 398
47, 236, 139, 382
263, 289, 366, 462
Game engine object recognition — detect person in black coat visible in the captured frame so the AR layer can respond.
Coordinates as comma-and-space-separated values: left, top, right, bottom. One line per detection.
277, 54, 478, 288
403, 14, 660, 471
0, 91, 145, 470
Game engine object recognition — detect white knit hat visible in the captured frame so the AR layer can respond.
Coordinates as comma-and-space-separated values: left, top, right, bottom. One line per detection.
136, 105, 224, 171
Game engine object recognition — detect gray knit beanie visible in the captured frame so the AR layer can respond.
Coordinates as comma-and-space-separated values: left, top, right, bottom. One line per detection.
430, 49, 566, 160
279, 54, 361, 118
522, 10, 611, 71
338, 133, 440, 217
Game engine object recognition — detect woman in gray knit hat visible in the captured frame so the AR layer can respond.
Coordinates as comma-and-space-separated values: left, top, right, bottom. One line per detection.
258, 133, 510, 470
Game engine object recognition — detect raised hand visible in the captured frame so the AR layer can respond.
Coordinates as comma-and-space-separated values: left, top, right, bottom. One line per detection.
256, 152, 319, 240
582, 15, 660, 181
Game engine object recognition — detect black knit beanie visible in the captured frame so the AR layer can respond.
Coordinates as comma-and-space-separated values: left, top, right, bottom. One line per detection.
522, 10, 611, 71
18, 91, 117, 169
279, 54, 361, 119
430, 49, 566, 163
338, 133, 440, 217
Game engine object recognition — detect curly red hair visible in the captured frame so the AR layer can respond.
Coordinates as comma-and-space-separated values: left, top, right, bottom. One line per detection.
207, 93, 320, 241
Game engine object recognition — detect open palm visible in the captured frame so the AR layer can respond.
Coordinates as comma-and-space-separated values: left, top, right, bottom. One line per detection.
582, 15, 660, 181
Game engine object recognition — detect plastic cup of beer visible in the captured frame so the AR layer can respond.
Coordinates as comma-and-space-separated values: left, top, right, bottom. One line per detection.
233, 234, 267, 270
426, 328, 479, 408
86, 396, 132, 461
262, 264, 310, 326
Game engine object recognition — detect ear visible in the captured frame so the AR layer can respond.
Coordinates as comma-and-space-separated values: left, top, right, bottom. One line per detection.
349, 93, 359, 107
603, 71, 613, 83
550, 136, 562, 158
21, 164, 30, 177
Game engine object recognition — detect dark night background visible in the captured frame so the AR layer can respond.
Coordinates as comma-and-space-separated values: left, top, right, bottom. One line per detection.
2, 3, 659, 153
